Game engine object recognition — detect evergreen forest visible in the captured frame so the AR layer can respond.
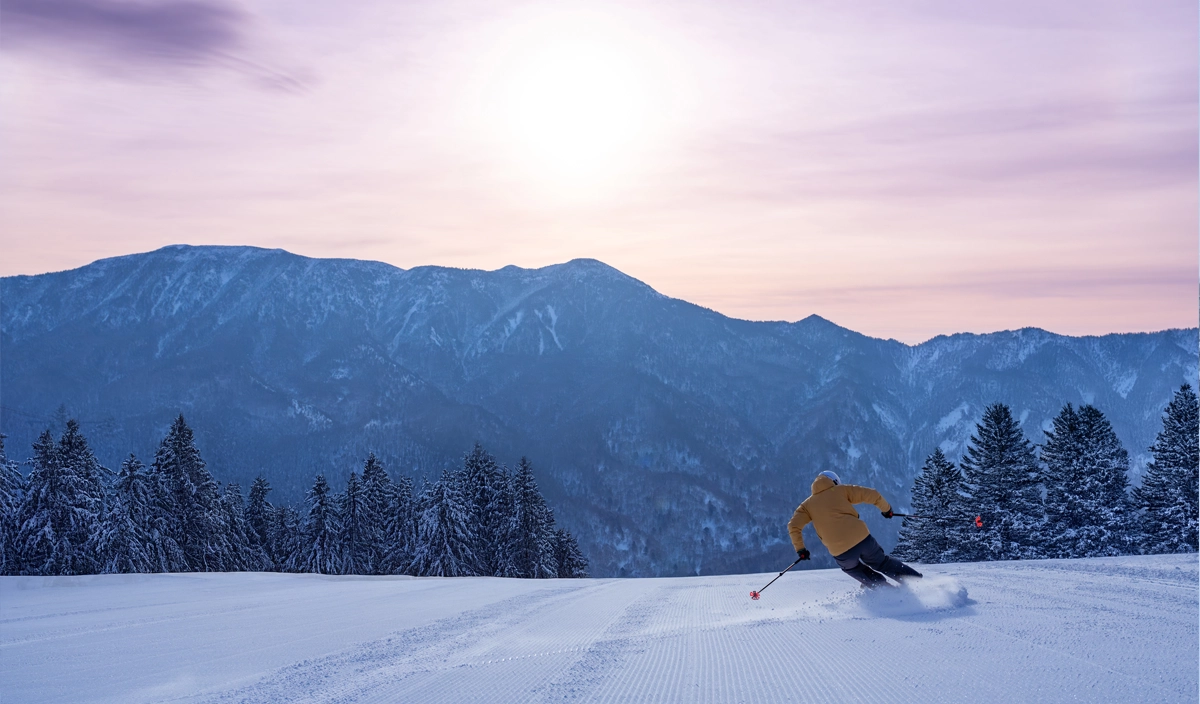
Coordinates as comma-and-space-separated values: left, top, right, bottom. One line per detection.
895, 385, 1199, 562
2, 385, 1195, 576
0, 421, 587, 579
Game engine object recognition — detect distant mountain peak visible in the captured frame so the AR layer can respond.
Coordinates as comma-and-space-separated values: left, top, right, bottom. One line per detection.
797, 313, 835, 326
793, 313, 858, 337
74, 243, 305, 273
560, 257, 617, 270
546, 258, 638, 281
482, 257, 657, 296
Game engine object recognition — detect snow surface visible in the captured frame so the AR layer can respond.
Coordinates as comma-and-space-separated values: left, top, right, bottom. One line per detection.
2, 555, 1196, 703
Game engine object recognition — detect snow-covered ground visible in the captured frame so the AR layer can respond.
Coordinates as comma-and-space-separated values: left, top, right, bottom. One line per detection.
2, 555, 1196, 703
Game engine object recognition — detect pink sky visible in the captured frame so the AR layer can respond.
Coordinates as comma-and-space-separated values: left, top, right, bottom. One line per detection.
1, 0, 1196, 343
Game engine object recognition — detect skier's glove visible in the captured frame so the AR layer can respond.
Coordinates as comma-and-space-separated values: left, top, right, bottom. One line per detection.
882, 509, 894, 518
796, 548, 810, 560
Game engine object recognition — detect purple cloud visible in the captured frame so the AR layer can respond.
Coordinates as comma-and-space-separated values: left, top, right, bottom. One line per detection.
3, 0, 247, 68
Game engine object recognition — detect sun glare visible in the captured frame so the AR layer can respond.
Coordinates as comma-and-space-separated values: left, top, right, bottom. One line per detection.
476, 13, 674, 203
501, 39, 649, 186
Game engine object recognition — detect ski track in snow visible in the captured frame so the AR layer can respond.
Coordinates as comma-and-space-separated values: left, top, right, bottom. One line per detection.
1, 556, 1196, 704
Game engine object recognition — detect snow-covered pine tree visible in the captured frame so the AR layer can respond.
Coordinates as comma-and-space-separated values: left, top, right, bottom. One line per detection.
95, 455, 161, 573
410, 471, 477, 577
16, 430, 97, 574
894, 448, 966, 563
245, 476, 273, 556
462, 444, 510, 576
145, 455, 187, 574
540, 503, 560, 577
294, 474, 344, 574
55, 425, 100, 487
510, 457, 556, 579
957, 403, 1045, 561
55, 420, 107, 573
490, 476, 519, 577
1134, 384, 1200, 554
203, 488, 236, 572
551, 528, 588, 578
0, 434, 26, 575
340, 472, 371, 574
221, 483, 268, 571
57, 419, 108, 503
478, 459, 519, 579
1041, 404, 1133, 558
381, 474, 416, 575
268, 505, 301, 572
359, 453, 392, 574
151, 415, 227, 571
1039, 402, 1083, 558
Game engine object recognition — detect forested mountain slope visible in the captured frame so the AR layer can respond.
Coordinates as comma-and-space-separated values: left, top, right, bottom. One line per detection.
3, 245, 1195, 576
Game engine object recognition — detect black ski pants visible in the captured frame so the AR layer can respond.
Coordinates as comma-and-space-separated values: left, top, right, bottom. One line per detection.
833, 535, 921, 587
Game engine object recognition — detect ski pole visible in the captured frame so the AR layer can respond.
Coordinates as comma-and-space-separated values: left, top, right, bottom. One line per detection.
750, 556, 803, 600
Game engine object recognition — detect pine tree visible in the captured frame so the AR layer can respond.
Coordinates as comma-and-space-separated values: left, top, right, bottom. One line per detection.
551, 528, 588, 578
56, 420, 107, 573
410, 471, 478, 577
1135, 384, 1200, 553
510, 457, 556, 579
381, 474, 416, 575
151, 415, 227, 571
490, 474, 519, 577
145, 457, 187, 574
359, 453, 392, 574
57, 419, 108, 513
96, 455, 161, 573
268, 505, 301, 572
1041, 404, 1133, 558
294, 475, 343, 574
221, 483, 268, 571
894, 448, 966, 563
17, 430, 97, 574
340, 472, 370, 574
0, 435, 26, 575
462, 444, 510, 576
203, 491, 235, 573
245, 476, 274, 556
957, 403, 1045, 561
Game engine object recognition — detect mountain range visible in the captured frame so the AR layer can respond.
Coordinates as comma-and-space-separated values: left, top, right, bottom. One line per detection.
2, 245, 1196, 576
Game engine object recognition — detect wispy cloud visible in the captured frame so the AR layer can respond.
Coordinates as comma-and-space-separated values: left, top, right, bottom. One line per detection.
1, 0, 306, 89
4, 0, 245, 63
679, 87, 1197, 206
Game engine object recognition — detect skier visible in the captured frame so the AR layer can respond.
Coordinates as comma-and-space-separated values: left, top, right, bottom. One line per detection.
788, 470, 922, 587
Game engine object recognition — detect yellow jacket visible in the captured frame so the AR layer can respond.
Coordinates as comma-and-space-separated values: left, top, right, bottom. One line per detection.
788, 474, 892, 557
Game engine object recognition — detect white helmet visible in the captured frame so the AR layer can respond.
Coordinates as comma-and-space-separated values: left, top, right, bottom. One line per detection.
820, 470, 840, 485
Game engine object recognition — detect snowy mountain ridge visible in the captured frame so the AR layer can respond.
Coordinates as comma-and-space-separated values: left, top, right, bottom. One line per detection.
2, 245, 1197, 576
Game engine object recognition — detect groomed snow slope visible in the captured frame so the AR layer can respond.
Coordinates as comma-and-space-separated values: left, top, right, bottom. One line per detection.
2, 555, 1196, 703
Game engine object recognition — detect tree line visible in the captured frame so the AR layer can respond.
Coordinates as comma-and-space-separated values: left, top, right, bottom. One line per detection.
0, 416, 587, 579
896, 384, 1199, 562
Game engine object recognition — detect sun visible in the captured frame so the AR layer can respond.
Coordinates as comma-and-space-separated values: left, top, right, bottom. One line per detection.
500, 39, 650, 188
478, 15, 671, 202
